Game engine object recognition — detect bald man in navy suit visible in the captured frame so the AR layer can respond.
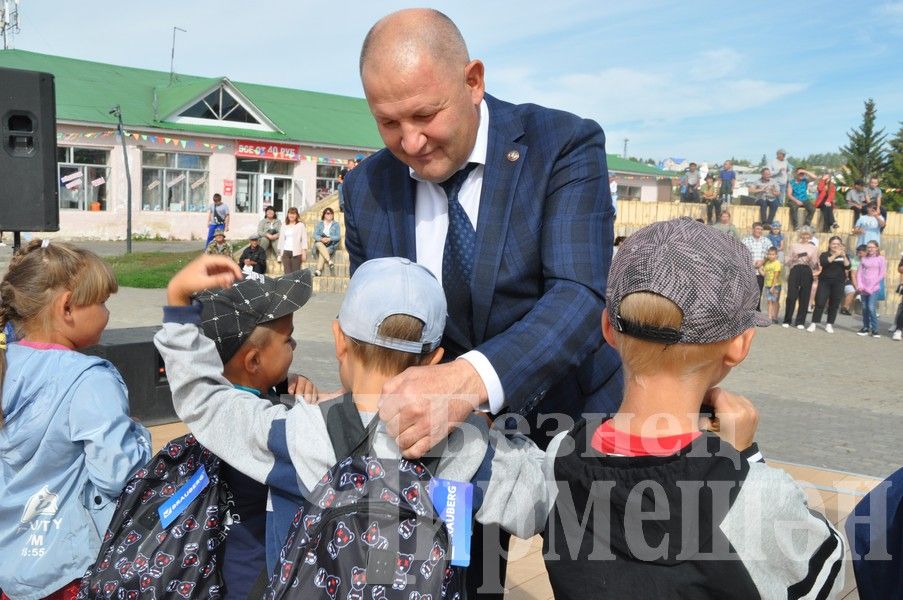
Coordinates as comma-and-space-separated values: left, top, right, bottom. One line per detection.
344, 8, 623, 453
342, 9, 624, 598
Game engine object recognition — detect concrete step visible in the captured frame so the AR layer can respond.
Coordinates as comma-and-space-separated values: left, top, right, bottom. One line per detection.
312, 274, 348, 294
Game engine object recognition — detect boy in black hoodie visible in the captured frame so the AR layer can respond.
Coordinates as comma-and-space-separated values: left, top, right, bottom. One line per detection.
541, 218, 845, 598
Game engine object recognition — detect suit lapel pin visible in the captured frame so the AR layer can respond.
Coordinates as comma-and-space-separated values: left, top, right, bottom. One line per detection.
506, 150, 520, 162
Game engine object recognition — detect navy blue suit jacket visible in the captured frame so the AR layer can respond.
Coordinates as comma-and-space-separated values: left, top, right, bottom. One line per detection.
343, 94, 623, 424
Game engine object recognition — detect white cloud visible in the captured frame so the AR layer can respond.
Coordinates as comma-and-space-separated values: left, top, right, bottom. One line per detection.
875, 1, 903, 20
688, 48, 743, 81
491, 49, 807, 128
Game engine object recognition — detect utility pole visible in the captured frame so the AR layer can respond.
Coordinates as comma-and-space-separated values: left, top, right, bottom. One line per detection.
169, 26, 186, 85
1, 0, 22, 50
110, 106, 133, 254
623, 138, 629, 159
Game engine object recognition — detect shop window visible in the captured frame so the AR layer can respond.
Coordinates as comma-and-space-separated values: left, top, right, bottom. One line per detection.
316, 164, 346, 200
618, 185, 642, 201
141, 151, 208, 212
57, 146, 110, 211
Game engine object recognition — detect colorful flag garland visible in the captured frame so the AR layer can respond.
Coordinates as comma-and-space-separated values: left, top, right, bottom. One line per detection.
55, 130, 369, 165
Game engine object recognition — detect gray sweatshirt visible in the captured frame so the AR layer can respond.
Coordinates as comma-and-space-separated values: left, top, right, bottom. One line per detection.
153, 312, 560, 563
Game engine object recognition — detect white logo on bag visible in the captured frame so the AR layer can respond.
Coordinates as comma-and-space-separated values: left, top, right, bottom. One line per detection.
20, 485, 59, 523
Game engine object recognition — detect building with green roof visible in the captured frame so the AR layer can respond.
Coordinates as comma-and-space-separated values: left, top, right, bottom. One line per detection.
606, 155, 674, 203
0, 49, 383, 240
0, 49, 673, 240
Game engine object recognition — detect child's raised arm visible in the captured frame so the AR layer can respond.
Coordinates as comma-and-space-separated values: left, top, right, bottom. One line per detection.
167, 255, 243, 306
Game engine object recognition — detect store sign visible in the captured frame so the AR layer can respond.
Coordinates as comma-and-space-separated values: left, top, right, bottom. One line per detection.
223, 179, 234, 195
235, 140, 300, 161
167, 174, 186, 188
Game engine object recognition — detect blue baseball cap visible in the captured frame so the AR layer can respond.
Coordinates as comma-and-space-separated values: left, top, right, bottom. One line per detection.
339, 257, 446, 354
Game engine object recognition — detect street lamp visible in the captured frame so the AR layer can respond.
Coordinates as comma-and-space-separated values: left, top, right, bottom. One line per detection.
110, 105, 133, 253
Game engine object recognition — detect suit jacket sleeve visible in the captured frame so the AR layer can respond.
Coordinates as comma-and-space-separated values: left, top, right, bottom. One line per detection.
475, 118, 614, 413
343, 175, 366, 271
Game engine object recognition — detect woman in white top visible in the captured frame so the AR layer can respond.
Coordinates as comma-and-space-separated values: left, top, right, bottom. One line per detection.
277, 207, 308, 274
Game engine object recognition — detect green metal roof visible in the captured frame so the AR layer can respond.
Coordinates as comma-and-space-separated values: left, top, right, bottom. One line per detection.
0, 49, 384, 149
606, 155, 667, 176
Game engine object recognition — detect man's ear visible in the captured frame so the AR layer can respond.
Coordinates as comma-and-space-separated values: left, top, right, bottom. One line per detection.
601, 308, 619, 349
724, 328, 756, 367
424, 346, 444, 366
332, 320, 347, 361
464, 59, 485, 103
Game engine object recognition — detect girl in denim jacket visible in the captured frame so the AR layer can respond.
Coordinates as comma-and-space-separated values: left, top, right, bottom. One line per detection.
0, 241, 151, 600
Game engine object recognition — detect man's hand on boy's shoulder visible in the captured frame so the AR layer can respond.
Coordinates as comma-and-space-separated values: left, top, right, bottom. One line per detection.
167, 255, 243, 306
379, 361, 485, 459
699, 387, 759, 451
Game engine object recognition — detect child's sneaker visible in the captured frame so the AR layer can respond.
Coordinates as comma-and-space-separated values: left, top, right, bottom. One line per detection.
825, 324, 834, 334
872, 330, 881, 338
806, 323, 816, 332
782, 323, 790, 328
857, 328, 869, 336
796, 324, 805, 330
893, 330, 902, 341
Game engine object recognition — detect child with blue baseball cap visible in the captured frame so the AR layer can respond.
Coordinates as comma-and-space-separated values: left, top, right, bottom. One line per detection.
155, 255, 551, 592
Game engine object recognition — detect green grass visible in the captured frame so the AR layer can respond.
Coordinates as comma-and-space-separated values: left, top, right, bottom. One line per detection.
106, 251, 199, 288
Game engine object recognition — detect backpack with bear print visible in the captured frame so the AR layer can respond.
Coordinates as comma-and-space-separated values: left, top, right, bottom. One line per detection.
77, 433, 233, 599
263, 394, 466, 600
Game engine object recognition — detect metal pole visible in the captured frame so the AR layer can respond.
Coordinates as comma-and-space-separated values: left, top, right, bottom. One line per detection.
169, 26, 186, 85
111, 106, 133, 253
1, 1, 9, 50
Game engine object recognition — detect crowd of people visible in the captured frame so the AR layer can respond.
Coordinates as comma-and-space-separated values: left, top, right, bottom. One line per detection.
1, 8, 899, 600
701, 212, 903, 339
202, 201, 344, 280
682, 149, 892, 234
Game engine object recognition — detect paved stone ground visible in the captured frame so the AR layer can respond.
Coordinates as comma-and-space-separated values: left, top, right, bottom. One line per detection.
3, 241, 900, 479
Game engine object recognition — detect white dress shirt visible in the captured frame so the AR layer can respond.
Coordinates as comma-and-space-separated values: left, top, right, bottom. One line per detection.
410, 100, 504, 413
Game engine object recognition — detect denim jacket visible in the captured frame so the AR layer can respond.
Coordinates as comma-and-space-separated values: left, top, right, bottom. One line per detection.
0, 343, 151, 600
313, 220, 341, 255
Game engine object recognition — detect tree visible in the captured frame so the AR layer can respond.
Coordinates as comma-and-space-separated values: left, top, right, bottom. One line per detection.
758, 154, 767, 168
788, 152, 845, 170
883, 121, 903, 212
839, 98, 889, 183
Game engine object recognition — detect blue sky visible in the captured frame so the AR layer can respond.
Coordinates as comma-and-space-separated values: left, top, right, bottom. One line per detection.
8, 0, 903, 163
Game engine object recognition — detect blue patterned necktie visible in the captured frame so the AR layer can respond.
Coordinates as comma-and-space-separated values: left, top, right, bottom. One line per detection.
440, 162, 479, 344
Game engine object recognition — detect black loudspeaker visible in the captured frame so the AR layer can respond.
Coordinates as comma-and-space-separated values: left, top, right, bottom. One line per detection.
80, 326, 177, 426
0, 67, 59, 231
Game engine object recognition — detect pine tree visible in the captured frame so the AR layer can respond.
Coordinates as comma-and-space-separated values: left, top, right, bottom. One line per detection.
883, 121, 903, 211
839, 98, 889, 183
758, 154, 767, 167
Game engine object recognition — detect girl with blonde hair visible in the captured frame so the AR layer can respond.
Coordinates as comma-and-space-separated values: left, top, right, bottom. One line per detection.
0, 240, 151, 600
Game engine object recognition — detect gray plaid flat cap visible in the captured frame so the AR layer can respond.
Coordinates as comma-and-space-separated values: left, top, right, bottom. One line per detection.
607, 217, 770, 344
